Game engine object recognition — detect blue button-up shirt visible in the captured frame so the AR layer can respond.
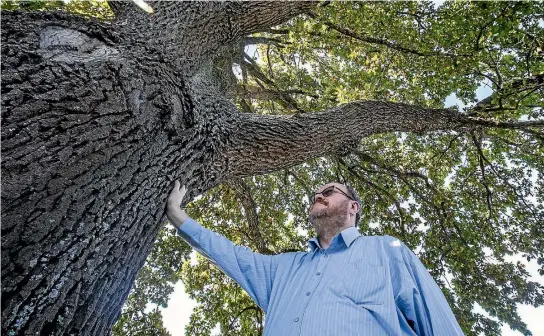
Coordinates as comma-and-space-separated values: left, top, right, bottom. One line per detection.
178, 218, 463, 335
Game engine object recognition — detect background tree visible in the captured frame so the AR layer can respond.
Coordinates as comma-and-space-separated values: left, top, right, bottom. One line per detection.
1, 1, 543, 336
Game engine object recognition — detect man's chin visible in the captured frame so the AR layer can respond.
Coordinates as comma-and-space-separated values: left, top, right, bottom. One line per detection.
309, 208, 327, 219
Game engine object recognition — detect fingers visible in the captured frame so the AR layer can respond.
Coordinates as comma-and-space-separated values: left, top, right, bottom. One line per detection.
174, 180, 186, 192
170, 180, 187, 204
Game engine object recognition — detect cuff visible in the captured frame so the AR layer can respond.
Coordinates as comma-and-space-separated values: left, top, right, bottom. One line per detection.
177, 217, 202, 239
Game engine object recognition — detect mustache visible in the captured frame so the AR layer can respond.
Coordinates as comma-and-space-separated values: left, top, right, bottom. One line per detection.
311, 199, 328, 207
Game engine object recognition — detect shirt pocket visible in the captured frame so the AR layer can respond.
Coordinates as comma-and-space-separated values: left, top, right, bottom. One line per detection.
336, 262, 385, 306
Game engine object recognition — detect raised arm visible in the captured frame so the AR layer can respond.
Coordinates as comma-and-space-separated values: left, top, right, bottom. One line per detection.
166, 181, 278, 312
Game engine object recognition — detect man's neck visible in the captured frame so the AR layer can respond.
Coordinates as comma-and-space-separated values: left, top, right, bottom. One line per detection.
317, 223, 353, 250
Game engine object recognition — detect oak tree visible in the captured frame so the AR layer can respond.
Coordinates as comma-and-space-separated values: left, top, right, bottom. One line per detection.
1, 1, 543, 335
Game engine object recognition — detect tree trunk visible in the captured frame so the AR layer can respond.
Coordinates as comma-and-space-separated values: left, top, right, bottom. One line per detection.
1, 10, 211, 336
1, 3, 316, 334
2, 3, 534, 335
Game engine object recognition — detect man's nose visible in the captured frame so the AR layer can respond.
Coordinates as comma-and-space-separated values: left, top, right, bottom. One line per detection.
314, 194, 325, 203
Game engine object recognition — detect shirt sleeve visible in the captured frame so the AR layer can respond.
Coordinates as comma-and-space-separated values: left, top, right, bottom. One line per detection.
177, 218, 278, 313
395, 243, 464, 336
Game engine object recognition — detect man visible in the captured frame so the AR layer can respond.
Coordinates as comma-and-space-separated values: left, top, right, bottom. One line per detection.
167, 181, 464, 335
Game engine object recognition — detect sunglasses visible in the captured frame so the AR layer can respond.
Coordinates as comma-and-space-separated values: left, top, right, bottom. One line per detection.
311, 186, 355, 204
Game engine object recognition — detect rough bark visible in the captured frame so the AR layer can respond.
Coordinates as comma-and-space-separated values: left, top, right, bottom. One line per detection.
1, 11, 210, 336
2, 2, 540, 336
108, 1, 314, 75
223, 101, 471, 177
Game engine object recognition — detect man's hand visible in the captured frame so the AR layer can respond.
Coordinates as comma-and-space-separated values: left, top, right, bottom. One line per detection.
166, 180, 189, 229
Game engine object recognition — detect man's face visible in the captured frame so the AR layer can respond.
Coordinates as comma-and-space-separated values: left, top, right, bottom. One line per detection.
308, 183, 352, 224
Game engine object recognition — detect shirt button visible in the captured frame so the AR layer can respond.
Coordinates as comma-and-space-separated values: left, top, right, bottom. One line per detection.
324, 254, 328, 258
316, 272, 321, 276
294, 317, 300, 322
306, 291, 311, 296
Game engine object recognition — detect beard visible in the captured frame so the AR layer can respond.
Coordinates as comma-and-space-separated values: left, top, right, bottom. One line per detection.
308, 199, 350, 237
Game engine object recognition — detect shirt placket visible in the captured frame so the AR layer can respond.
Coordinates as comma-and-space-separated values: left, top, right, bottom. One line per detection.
294, 248, 332, 334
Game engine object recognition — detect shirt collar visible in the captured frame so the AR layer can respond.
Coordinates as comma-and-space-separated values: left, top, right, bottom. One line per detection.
308, 226, 361, 252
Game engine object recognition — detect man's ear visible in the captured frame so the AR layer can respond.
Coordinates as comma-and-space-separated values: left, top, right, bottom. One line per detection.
351, 201, 360, 215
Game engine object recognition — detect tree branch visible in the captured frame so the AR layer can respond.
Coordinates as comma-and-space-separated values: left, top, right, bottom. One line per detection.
261, 28, 290, 35
231, 2, 316, 36
471, 73, 543, 114
244, 36, 286, 47
238, 98, 254, 113
225, 101, 471, 177
344, 151, 472, 244
108, 1, 313, 71
470, 133, 494, 219
227, 178, 273, 254
306, 12, 470, 58
352, 150, 438, 193
339, 158, 406, 234
520, 128, 544, 142
285, 170, 314, 204
230, 84, 317, 101
429, 133, 463, 164
227, 305, 260, 332
470, 140, 541, 222
474, 3, 512, 52
467, 118, 544, 130
224, 97, 544, 178
243, 54, 304, 111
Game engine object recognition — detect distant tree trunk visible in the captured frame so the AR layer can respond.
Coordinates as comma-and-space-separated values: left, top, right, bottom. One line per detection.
0, 2, 503, 335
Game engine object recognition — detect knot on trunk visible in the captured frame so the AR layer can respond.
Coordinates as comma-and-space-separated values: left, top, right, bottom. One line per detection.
39, 26, 119, 63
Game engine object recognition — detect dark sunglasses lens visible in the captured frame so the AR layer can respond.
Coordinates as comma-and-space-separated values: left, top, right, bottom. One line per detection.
322, 187, 334, 197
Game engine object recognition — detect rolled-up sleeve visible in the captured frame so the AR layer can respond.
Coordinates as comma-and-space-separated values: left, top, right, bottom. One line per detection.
178, 218, 277, 312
